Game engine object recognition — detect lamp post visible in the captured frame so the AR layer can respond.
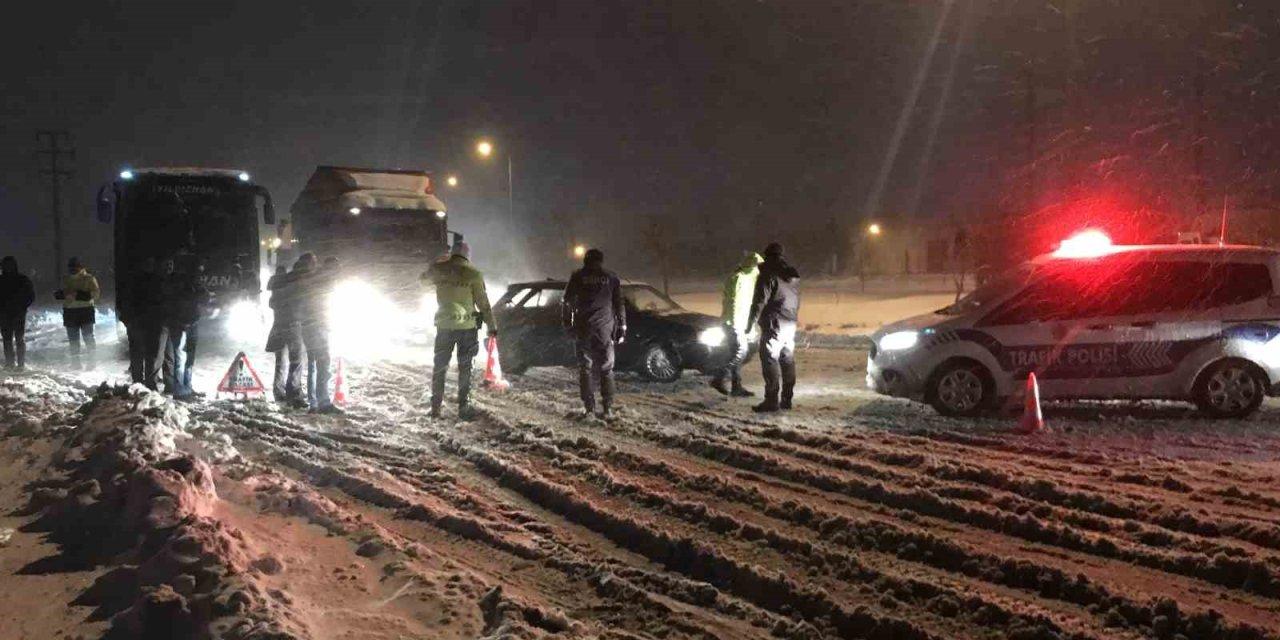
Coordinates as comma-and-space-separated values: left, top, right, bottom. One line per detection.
860, 223, 882, 293
476, 140, 513, 221
446, 175, 458, 188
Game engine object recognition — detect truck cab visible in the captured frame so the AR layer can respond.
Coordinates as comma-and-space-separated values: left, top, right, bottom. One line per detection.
96, 168, 277, 330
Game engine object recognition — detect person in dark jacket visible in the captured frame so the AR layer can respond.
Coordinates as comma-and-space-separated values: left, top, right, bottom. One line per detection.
292, 253, 341, 414
0, 256, 36, 369
745, 242, 801, 413
162, 256, 210, 399
421, 241, 496, 420
266, 264, 305, 406
562, 249, 626, 419
125, 257, 166, 389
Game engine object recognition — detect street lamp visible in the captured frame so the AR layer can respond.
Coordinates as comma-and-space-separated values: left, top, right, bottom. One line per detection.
573, 244, 587, 259
446, 175, 459, 188
475, 139, 513, 222
859, 223, 882, 292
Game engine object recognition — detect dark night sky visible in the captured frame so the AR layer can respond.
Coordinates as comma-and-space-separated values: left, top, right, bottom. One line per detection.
3, 1, 1274, 280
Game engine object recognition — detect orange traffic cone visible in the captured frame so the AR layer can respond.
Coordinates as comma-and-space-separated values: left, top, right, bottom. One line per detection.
1017, 372, 1043, 434
333, 357, 347, 405
483, 337, 511, 391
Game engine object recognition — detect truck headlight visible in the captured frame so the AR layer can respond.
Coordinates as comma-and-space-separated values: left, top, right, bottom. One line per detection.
879, 331, 920, 352
699, 327, 727, 347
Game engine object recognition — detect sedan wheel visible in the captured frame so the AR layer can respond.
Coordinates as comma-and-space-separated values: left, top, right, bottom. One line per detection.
1195, 360, 1266, 419
927, 362, 992, 417
640, 344, 681, 383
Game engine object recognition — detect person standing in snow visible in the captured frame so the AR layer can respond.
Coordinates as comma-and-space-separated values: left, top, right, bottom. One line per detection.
421, 241, 496, 421
710, 251, 763, 397
294, 254, 340, 414
562, 248, 626, 419
266, 264, 305, 407
0, 256, 36, 369
746, 242, 801, 413
55, 257, 100, 361
162, 255, 210, 400
125, 257, 166, 389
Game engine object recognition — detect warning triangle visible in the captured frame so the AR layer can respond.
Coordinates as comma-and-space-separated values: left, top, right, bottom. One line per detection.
217, 351, 267, 396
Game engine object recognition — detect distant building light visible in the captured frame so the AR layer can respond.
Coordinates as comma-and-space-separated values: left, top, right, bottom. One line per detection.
119, 170, 134, 180
238, 172, 251, 182
435, 210, 446, 219
349, 207, 361, 216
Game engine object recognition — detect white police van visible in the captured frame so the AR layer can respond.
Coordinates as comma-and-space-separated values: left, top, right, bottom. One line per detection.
868, 237, 1280, 418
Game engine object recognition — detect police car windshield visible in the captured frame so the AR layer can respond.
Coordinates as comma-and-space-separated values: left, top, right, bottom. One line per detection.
939, 268, 1034, 315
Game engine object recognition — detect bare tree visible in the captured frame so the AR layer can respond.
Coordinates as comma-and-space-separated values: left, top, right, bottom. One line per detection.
641, 220, 676, 296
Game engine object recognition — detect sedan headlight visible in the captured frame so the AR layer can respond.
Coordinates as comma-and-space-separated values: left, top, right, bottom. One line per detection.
699, 326, 727, 347
879, 331, 920, 351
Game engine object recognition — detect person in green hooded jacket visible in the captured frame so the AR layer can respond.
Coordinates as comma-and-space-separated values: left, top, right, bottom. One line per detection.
421, 241, 497, 420
711, 251, 763, 396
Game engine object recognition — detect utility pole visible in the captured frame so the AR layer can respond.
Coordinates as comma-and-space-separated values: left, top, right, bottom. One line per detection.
36, 130, 74, 285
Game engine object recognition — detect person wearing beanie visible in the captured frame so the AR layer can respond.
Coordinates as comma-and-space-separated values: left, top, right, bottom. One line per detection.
0, 256, 36, 369
746, 242, 801, 412
54, 256, 101, 362
421, 239, 496, 420
562, 248, 626, 419
711, 251, 764, 397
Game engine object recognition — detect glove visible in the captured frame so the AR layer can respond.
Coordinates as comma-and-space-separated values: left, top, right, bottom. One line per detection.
54, 290, 65, 301
614, 324, 627, 344
487, 327, 498, 339
75, 290, 92, 302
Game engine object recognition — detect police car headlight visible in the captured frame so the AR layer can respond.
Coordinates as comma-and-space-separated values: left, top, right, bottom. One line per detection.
879, 331, 920, 352
699, 327, 727, 347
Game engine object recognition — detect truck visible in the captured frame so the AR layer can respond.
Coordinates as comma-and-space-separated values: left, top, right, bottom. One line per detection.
96, 168, 278, 332
285, 166, 451, 353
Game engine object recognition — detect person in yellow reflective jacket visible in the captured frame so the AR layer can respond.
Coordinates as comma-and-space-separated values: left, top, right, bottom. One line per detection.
710, 251, 762, 397
54, 257, 100, 360
421, 241, 497, 420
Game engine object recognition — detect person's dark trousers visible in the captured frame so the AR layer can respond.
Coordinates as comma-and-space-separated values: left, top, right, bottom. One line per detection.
759, 323, 797, 406
301, 323, 331, 409
272, 332, 304, 403
1, 313, 26, 368
127, 321, 163, 389
431, 328, 480, 411
63, 307, 96, 356
164, 323, 198, 396
575, 329, 616, 412
713, 329, 750, 389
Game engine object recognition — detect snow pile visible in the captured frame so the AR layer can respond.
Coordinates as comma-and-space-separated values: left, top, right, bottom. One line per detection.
7, 384, 296, 639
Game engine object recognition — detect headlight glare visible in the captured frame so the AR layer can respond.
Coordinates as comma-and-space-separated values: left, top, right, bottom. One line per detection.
699, 326, 727, 347
879, 331, 920, 351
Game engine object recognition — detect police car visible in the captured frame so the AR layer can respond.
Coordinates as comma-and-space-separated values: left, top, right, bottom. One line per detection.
868, 233, 1280, 418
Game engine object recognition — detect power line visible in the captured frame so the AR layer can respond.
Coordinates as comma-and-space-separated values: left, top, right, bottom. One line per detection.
36, 129, 74, 285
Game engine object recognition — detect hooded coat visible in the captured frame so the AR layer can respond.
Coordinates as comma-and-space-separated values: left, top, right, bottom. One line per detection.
61, 268, 100, 310
422, 255, 496, 332
721, 252, 763, 331
0, 257, 35, 318
747, 255, 801, 331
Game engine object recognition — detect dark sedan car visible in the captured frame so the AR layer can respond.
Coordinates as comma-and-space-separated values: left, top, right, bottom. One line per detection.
494, 280, 736, 381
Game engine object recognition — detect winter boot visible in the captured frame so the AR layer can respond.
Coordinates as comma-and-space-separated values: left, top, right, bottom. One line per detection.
730, 384, 755, 398
780, 392, 793, 410
709, 376, 730, 396
457, 404, 479, 422
752, 399, 781, 413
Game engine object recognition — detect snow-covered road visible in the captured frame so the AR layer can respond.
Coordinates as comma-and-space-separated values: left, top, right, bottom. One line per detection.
4, 344, 1280, 639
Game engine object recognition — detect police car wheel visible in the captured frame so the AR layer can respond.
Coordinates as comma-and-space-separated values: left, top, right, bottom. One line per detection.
927, 361, 993, 417
1194, 360, 1266, 419
640, 344, 681, 383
